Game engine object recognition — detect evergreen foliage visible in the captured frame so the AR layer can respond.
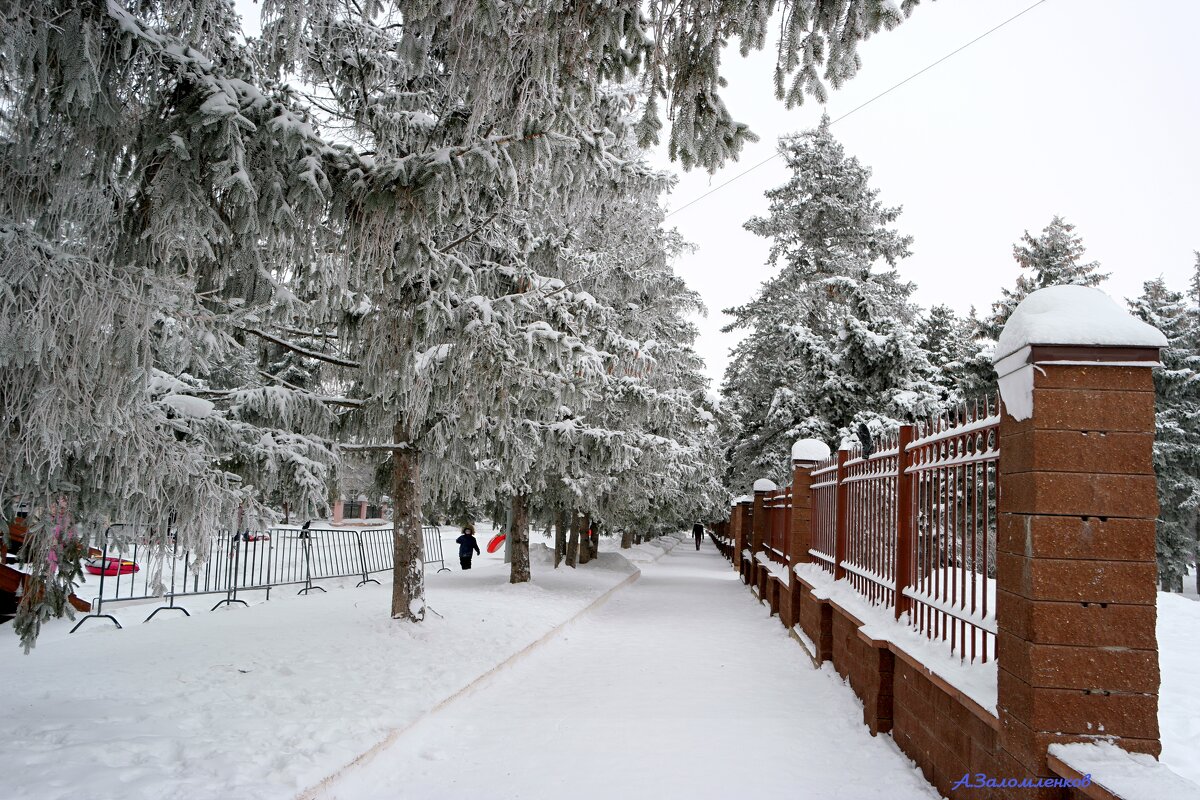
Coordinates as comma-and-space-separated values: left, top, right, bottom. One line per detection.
1132, 274, 1200, 592
7, 0, 937, 643
982, 215, 1110, 341
916, 305, 994, 404
719, 119, 942, 491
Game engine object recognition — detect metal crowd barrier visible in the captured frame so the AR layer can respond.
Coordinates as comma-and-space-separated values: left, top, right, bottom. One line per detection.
422, 525, 451, 573
70, 523, 449, 633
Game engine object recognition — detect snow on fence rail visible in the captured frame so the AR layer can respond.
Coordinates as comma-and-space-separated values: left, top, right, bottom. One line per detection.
69, 524, 449, 633
743, 395, 1002, 664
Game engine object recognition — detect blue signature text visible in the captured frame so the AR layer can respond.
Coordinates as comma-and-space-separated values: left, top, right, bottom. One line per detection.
951, 773, 1092, 791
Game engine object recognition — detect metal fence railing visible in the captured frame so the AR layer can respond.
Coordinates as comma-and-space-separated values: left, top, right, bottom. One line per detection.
751, 396, 1001, 664
70, 524, 450, 633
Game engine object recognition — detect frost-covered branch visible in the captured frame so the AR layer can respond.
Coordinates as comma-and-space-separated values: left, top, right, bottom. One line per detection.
240, 327, 361, 369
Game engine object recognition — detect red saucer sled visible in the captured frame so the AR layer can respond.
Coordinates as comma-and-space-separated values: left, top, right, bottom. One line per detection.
486, 534, 506, 554
84, 557, 140, 577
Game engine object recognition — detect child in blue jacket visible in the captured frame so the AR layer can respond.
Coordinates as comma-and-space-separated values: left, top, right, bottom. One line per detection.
456, 526, 481, 570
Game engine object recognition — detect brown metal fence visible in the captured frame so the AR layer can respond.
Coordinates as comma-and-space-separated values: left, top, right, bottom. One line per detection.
747, 396, 1002, 664
763, 488, 791, 564
842, 429, 903, 609
904, 398, 1001, 663
808, 455, 840, 575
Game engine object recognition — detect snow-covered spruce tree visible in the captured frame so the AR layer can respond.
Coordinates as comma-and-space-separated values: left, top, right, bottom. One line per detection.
468, 117, 720, 568
1131, 277, 1200, 591
213, 0, 933, 606
1191, 250, 1200, 594
915, 305, 994, 405
981, 216, 1110, 341
261, 1, 719, 606
0, 0, 347, 648
2, 0, 934, 641
720, 118, 941, 492
585, 253, 728, 541
959, 216, 1111, 397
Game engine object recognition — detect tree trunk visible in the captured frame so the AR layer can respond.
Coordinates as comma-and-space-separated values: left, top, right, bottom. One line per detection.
567, 514, 582, 567
578, 516, 593, 565
509, 494, 531, 584
554, 511, 566, 568
586, 519, 601, 561
502, 501, 514, 564
621, 527, 633, 549
390, 431, 425, 621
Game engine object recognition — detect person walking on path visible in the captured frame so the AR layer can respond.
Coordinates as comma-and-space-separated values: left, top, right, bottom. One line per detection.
692, 522, 704, 550
456, 526, 481, 570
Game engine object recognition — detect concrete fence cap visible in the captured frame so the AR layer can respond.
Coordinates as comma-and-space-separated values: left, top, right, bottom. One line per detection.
753, 478, 778, 493
792, 438, 832, 462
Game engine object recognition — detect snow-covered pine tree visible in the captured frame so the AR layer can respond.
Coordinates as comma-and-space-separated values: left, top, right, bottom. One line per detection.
3, 0, 934, 643
720, 118, 942, 491
961, 216, 1112, 398
499, 149, 724, 570
916, 305, 994, 405
1191, 250, 1200, 594
1, 0, 347, 648
1129, 278, 1200, 591
982, 216, 1110, 341
573, 220, 728, 546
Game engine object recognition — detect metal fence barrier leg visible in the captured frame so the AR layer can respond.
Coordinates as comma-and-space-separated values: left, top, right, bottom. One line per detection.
212, 535, 249, 610
144, 535, 190, 622
298, 535, 326, 595
144, 594, 188, 623
70, 526, 122, 633
355, 531, 380, 587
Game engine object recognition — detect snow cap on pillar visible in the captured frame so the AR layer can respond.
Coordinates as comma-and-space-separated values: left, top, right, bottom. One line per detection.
735, 494, 753, 505
993, 285, 1167, 421
752, 478, 778, 493
791, 438, 832, 462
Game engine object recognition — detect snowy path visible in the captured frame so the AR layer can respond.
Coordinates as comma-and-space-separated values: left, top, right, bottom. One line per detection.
314, 542, 940, 800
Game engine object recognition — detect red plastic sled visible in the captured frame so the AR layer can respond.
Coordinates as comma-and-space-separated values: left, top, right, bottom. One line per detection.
486, 533, 506, 554
85, 557, 140, 577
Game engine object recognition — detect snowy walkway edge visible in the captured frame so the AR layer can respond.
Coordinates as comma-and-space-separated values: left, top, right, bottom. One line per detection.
295, 544, 672, 800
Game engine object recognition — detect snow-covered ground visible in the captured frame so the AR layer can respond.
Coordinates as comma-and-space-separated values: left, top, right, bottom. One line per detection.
311, 539, 940, 800
3, 536, 1198, 799
1158, 590, 1200, 786
1181, 563, 1198, 601
1, 530, 672, 800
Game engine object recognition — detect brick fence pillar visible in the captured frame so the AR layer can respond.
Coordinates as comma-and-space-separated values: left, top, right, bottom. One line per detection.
788, 439, 831, 628
992, 286, 1167, 790
750, 480, 776, 595
732, 498, 751, 579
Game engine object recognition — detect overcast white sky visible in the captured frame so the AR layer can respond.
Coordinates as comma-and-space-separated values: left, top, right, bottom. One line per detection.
651, 1, 1200, 386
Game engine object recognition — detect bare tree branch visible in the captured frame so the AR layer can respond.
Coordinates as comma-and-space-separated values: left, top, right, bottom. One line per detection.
439, 210, 500, 253
240, 327, 360, 369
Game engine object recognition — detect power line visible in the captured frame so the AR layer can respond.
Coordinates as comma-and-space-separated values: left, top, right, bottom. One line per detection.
552, 0, 1049, 295
666, 0, 1049, 221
